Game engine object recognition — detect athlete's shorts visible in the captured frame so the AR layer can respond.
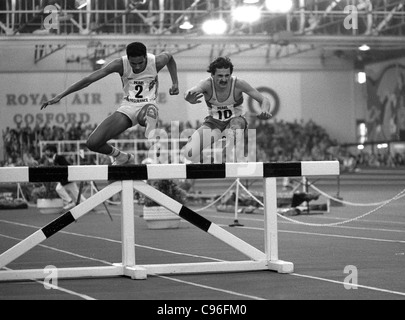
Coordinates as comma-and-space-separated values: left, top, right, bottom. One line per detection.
203, 116, 248, 132
116, 99, 158, 127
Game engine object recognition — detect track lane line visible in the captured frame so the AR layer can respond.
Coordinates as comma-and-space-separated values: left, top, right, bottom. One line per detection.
155, 275, 266, 300
2, 218, 404, 299
0, 232, 265, 300
291, 273, 405, 297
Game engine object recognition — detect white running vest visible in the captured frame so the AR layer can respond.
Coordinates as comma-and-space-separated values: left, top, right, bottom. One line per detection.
206, 76, 245, 121
121, 53, 159, 104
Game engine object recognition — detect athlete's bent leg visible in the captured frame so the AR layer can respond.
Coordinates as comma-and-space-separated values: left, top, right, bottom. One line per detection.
87, 112, 134, 165
184, 125, 222, 163
224, 117, 248, 162
137, 103, 159, 139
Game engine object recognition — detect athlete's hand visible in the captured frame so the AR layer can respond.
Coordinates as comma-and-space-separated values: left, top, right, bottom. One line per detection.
257, 111, 272, 120
185, 91, 204, 104
41, 96, 62, 110
169, 84, 179, 96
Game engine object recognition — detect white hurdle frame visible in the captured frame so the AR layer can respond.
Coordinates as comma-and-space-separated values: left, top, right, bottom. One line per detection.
0, 161, 340, 281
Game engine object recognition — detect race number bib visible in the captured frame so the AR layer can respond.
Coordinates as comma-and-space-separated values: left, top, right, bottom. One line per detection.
214, 106, 234, 121
128, 79, 157, 102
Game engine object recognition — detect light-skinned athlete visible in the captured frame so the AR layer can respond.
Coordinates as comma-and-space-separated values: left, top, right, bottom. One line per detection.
183, 57, 271, 163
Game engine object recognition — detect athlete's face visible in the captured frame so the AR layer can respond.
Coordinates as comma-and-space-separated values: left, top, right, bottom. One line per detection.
213, 68, 232, 89
128, 56, 147, 73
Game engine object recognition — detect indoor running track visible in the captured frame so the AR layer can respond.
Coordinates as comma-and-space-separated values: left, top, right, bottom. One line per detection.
0, 183, 404, 301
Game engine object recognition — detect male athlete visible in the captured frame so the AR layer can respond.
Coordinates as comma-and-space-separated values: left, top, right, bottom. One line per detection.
41, 42, 179, 165
183, 56, 272, 163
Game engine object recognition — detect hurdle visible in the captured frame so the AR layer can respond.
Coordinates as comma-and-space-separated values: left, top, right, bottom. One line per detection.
0, 161, 339, 281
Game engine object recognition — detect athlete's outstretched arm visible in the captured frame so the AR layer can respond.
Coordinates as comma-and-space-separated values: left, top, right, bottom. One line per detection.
40, 58, 122, 110
238, 79, 272, 120
184, 79, 208, 104
156, 52, 179, 96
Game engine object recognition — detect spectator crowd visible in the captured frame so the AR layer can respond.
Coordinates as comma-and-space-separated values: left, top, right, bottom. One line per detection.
2, 119, 405, 171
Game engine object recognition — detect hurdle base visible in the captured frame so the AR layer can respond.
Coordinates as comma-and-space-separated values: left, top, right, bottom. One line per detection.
0, 264, 147, 281
125, 260, 294, 278
0, 260, 294, 282
268, 260, 294, 274
0, 266, 123, 281
113, 263, 147, 280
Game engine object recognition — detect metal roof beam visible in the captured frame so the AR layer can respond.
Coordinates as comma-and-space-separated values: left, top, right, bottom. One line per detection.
2, 34, 405, 48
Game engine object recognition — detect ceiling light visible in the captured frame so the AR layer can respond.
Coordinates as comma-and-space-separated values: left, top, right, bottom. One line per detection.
233, 6, 262, 23
357, 72, 367, 84
377, 143, 388, 149
359, 44, 370, 51
265, 0, 294, 13
202, 19, 227, 35
179, 16, 194, 30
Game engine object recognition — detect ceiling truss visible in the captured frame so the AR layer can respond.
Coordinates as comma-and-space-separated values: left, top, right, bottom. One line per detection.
1, 0, 405, 67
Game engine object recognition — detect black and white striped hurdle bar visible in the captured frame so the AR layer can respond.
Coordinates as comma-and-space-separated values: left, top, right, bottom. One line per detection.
0, 161, 340, 183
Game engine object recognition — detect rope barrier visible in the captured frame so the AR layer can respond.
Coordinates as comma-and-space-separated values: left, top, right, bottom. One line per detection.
277, 187, 405, 227
20, 173, 405, 228
194, 180, 238, 213
308, 184, 403, 207
224, 180, 405, 228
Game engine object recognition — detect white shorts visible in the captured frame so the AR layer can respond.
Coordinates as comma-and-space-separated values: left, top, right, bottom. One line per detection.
116, 99, 158, 126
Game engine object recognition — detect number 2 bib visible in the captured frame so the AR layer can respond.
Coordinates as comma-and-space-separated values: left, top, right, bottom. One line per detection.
121, 54, 159, 104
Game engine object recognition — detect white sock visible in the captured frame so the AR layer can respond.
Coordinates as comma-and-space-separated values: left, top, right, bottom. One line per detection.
109, 147, 121, 158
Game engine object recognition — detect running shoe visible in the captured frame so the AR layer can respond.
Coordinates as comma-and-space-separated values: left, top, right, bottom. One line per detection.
112, 153, 135, 166
63, 201, 75, 211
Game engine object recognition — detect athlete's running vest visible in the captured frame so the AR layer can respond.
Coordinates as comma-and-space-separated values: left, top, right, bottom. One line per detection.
206, 76, 245, 121
121, 53, 158, 104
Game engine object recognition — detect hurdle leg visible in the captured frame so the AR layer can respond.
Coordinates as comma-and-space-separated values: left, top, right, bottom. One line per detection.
116, 180, 147, 280
264, 178, 294, 274
229, 179, 244, 227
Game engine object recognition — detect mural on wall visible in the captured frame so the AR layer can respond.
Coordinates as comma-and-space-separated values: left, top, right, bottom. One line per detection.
366, 64, 405, 141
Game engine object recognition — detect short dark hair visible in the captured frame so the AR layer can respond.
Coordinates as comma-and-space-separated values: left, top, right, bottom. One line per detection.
45, 145, 57, 154
207, 57, 234, 75
126, 42, 147, 58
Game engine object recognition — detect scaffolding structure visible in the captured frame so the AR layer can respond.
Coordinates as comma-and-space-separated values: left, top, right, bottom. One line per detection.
1, 1, 405, 66
1, 0, 405, 37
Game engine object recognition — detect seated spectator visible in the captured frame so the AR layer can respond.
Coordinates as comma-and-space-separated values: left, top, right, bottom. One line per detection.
43, 145, 86, 210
